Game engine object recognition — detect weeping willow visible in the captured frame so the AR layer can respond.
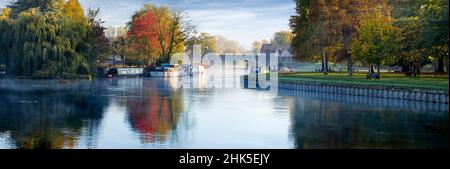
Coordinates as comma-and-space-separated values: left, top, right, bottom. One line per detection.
0, 0, 101, 78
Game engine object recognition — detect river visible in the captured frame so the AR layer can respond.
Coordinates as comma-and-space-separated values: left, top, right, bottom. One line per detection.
0, 73, 448, 149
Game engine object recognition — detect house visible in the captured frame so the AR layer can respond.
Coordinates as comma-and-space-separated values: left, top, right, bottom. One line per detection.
106, 55, 124, 65
260, 44, 293, 66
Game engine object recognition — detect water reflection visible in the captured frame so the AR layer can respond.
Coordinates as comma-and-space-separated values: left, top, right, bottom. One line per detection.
115, 79, 184, 143
0, 80, 109, 149
0, 78, 448, 149
280, 90, 449, 149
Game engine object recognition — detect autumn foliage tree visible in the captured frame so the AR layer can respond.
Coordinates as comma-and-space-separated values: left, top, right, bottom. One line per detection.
332, 0, 390, 76
127, 4, 195, 67
128, 8, 160, 66
290, 0, 390, 75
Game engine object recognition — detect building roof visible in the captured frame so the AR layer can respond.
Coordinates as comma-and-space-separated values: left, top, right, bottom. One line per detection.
260, 44, 292, 57
260, 44, 274, 53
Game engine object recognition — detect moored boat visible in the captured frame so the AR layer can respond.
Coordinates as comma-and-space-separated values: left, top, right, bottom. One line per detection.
147, 64, 182, 77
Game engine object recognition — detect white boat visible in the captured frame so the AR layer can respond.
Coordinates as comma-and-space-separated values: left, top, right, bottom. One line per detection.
149, 71, 182, 77
117, 68, 144, 76
148, 64, 182, 77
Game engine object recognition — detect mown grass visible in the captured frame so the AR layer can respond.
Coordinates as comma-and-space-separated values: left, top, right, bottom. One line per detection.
278, 72, 449, 92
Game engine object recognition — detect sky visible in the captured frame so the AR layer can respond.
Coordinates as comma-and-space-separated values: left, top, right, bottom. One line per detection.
0, 0, 295, 50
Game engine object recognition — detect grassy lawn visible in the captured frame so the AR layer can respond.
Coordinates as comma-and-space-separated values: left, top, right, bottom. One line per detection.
278, 72, 449, 92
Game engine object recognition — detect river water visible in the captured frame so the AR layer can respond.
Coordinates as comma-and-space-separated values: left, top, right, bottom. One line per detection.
0, 74, 448, 149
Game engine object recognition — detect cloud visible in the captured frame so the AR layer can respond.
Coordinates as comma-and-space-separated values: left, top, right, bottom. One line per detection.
186, 4, 295, 49
0, 1, 9, 7
2, 0, 295, 50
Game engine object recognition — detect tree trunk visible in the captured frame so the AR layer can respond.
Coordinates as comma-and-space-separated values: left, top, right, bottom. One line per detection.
342, 28, 353, 77
322, 59, 325, 72
347, 56, 353, 77
113, 54, 116, 67
370, 65, 375, 74
158, 32, 166, 64
447, 61, 449, 74
123, 55, 126, 68
413, 62, 420, 76
402, 65, 410, 73
402, 65, 411, 76
166, 25, 177, 63
436, 57, 445, 73
377, 63, 380, 74
322, 48, 328, 74
147, 47, 151, 67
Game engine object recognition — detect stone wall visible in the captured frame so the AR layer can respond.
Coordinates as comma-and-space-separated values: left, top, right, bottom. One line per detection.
278, 90, 448, 111
276, 80, 449, 103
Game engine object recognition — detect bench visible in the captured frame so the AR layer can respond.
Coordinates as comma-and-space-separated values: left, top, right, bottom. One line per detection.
366, 73, 381, 80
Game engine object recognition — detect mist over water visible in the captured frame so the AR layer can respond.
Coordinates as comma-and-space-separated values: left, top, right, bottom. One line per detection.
0, 76, 448, 149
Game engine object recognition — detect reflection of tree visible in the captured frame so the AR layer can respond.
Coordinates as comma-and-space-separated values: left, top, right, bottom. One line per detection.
124, 79, 184, 143
290, 98, 449, 149
0, 85, 108, 149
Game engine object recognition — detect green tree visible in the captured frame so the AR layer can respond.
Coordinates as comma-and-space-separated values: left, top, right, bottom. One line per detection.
0, 0, 109, 78
290, 0, 347, 74
394, 17, 429, 76
84, 8, 110, 74
271, 30, 293, 50
418, 0, 449, 73
291, 0, 390, 75
185, 32, 216, 57
111, 36, 128, 67
251, 41, 262, 55
352, 11, 401, 74
214, 35, 246, 54
8, 0, 64, 18
0, 8, 12, 65
333, 0, 390, 76
388, 0, 424, 18
290, 0, 315, 61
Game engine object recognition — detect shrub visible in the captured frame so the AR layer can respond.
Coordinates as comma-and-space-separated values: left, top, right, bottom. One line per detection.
32, 70, 49, 79
77, 63, 90, 75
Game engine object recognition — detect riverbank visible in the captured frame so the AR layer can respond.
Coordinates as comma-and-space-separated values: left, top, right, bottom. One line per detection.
242, 72, 449, 103
277, 79, 448, 103
2, 73, 93, 80
279, 72, 449, 92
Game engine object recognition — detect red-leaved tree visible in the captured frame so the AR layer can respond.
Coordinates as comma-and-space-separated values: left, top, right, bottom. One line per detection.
128, 10, 160, 66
